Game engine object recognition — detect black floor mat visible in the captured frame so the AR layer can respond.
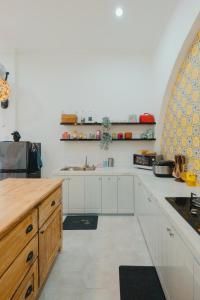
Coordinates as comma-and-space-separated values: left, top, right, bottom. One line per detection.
63, 215, 98, 230
119, 266, 166, 300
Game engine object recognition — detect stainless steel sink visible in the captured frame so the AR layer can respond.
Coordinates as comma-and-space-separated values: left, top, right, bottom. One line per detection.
61, 156, 96, 171
61, 166, 96, 171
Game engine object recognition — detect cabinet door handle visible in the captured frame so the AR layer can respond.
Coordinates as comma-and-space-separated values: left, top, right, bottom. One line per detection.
169, 232, 174, 238
25, 285, 33, 298
51, 200, 56, 207
26, 251, 34, 263
166, 228, 171, 232
26, 224, 33, 234
40, 230, 44, 234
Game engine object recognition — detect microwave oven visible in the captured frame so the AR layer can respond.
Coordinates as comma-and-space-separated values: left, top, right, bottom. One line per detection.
133, 154, 162, 170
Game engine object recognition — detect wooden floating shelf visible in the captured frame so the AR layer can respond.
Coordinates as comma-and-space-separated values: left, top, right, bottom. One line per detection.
60, 138, 156, 141
60, 122, 156, 126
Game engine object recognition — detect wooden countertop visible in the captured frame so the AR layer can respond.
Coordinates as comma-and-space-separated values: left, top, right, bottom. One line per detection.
0, 178, 63, 239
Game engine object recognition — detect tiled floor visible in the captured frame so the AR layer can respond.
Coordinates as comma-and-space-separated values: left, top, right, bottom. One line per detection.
39, 216, 152, 300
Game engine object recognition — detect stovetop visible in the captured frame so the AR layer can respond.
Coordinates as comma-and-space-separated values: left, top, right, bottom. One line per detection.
165, 197, 200, 235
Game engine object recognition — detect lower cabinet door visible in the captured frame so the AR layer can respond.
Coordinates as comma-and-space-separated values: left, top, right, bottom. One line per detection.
62, 179, 69, 214
68, 176, 85, 213
134, 177, 150, 215
102, 176, 117, 213
117, 176, 134, 213
85, 176, 102, 213
12, 259, 38, 300
161, 218, 193, 300
194, 260, 200, 300
39, 205, 62, 287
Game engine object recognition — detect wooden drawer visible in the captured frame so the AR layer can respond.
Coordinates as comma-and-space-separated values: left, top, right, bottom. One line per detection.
0, 235, 38, 300
0, 209, 38, 277
39, 188, 61, 227
12, 259, 38, 300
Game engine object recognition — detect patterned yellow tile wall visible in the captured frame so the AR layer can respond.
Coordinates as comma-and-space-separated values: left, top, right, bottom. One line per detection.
161, 31, 200, 180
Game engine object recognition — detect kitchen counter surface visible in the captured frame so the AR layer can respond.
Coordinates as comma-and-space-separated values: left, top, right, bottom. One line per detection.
0, 178, 63, 239
54, 167, 154, 176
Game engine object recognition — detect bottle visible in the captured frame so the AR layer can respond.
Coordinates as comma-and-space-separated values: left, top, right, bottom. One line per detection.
81, 110, 85, 124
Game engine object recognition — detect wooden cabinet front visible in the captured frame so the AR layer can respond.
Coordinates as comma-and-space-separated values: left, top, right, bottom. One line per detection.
39, 188, 62, 227
39, 204, 62, 287
0, 180, 63, 300
12, 259, 38, 300
0, 209, 38, 277
0, 235, 38, 300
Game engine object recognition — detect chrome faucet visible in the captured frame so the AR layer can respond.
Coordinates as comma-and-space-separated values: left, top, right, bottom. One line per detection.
84, 156, 88, 168
83, 156, 96, 170
190, 192, 197, 210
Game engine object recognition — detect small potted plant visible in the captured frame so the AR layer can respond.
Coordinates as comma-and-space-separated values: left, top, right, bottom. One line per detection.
100, 117, 112, 150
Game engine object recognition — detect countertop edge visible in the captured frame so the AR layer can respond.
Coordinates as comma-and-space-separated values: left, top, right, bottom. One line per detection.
0, 179, 63, 239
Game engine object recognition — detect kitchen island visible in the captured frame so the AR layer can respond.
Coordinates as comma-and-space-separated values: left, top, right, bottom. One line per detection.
0, 178, 63, 300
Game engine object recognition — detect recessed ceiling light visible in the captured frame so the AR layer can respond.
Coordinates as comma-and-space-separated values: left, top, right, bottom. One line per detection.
115, 7, 123, 18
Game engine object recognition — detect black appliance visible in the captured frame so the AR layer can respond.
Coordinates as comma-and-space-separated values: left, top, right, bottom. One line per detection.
0, 141, 42, 179
165, 196, 200, 235
133, 154, 163, 170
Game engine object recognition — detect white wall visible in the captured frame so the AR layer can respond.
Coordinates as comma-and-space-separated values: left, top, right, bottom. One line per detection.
0, 50, 17, 141
16, 50, 157, 176
2, 1, 199, 177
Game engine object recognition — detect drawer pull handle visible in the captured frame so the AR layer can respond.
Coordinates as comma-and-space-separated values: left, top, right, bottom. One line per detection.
51, 200, 56, 207
26, 224, 33, 234
26, 251, 34, 263
25, 285, 33, 298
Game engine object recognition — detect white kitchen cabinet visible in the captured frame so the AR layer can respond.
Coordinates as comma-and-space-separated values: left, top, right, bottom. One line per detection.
134, 177, 150, 215
145, 195, 160, 265
62, 179, 69, 214
102, 176, 117, 213
161, 218, 193, 300
68, 176, 85, 213
135, 176, 194, 300
135, 177, 155, 254
117, 176, 134, 213
194, 260, 200, 300
85, 176, 102, 213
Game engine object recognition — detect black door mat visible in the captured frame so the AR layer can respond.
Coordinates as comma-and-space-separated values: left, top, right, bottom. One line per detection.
63, 215, 98, 230
119, 266, 166, 300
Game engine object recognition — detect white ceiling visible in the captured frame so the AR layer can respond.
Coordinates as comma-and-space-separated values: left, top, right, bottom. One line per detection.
0, 0, 179, 53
